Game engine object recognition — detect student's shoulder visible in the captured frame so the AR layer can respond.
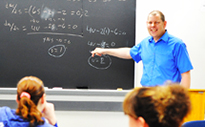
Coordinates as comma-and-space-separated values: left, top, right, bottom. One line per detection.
0, 106, 10, 110
0, 106, 13, 113
36, 122, 55, 127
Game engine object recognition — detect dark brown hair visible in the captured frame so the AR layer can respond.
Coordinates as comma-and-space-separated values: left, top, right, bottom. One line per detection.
16, 76, 45, 127
123, 84, 191, 127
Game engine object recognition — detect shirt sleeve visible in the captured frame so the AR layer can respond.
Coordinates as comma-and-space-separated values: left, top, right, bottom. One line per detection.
130, 43, 142, 63
174, 43, 193, 73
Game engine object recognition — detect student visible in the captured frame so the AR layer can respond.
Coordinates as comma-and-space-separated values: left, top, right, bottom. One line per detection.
0, 76, 58, 127
123, 84, 191, 127
91, 10, 193, 88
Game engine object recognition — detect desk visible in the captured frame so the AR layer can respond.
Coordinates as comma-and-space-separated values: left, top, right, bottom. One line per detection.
183, 89, 205, 123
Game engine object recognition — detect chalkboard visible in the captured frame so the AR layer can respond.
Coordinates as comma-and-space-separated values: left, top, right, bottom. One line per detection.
0, 0, 135, 89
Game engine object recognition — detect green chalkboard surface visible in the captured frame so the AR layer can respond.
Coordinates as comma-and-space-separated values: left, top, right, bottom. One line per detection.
0, 0, 135, 89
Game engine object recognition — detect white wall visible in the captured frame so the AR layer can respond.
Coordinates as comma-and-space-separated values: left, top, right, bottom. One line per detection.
135, 0, 205, 88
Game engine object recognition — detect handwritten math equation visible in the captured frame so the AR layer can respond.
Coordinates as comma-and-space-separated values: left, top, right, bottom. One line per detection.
86, 25, 126, 36
1, 0, 132, 70
4, 3, 87, 34
87, 40, 115, 48
88, 55, 112, 70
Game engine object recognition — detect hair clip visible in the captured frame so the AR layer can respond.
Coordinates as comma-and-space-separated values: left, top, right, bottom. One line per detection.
20, 92, 31, 99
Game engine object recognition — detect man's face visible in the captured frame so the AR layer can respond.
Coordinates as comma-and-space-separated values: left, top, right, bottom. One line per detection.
146, 14, 167, 42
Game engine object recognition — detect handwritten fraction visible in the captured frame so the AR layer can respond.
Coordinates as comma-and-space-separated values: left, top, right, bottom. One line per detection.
4, 2, 87, 37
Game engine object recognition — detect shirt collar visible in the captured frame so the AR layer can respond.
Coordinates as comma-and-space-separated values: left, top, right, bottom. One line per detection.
149, 30, 169, 43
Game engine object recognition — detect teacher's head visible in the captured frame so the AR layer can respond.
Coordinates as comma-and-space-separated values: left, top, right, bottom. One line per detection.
123, 84, 191, 127
146, 10, 167, 42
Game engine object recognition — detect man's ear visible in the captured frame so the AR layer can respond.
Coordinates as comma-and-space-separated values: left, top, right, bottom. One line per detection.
163, 21, 167, 28
16, 95, 19, 103
138, 116, 149, 127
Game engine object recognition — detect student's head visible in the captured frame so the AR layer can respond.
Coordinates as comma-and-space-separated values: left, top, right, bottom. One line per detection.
16, 76, 46, 127
146, 10, 167, 42
123, 84, 191, 127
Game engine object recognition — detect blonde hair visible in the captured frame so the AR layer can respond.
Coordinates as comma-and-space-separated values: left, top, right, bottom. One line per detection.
123, 84, 191, 127
16, 76, 45, 127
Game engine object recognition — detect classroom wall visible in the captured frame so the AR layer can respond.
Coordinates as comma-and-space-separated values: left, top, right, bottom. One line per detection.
0, 1, 204, 127
135, 0, 205, 89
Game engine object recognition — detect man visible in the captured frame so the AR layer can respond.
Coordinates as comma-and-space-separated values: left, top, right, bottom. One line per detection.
91, 10, 193, 88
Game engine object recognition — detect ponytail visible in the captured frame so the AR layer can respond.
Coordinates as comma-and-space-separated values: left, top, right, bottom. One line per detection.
16, 96, 44, 127
16, 76, 45, 127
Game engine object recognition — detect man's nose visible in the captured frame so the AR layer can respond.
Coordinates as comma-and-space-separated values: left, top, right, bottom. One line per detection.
151, 23, 155, 26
